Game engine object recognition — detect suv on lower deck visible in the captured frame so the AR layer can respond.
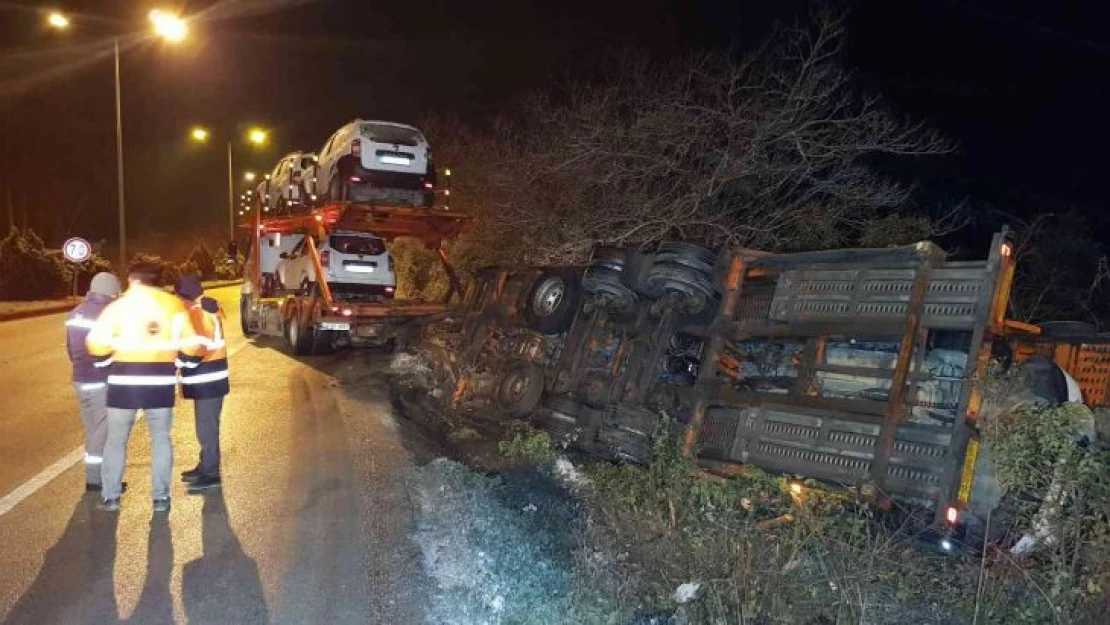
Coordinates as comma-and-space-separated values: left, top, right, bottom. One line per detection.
276, 231, 396, 300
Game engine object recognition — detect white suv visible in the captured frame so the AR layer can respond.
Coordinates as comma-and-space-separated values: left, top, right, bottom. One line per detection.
314, 119, 436, 208
277, 231, 396, 300
257, 152, 317, 214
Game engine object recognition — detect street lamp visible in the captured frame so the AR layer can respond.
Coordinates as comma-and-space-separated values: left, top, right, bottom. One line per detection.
47, 11, 70, 30
190, 127, 270, 239
149, 10, 187, 43
48, 9, 188, 271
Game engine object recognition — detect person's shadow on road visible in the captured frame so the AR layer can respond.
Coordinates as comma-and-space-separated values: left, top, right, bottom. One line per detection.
124, 515, 174, 624
182, 492, 269, 625
2, 496, 120, 624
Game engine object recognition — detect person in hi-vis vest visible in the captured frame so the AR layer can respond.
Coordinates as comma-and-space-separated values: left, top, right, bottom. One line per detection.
86, 264, 203, 512
175, 276, 230, 493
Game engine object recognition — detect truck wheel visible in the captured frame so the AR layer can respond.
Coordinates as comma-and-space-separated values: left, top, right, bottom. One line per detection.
582, 245, 638, 313
239, 295, 256, 337
497, 361, 545, 417
288, 303, 316, 355
523, 271, 581, 335
640, 242, 719, 314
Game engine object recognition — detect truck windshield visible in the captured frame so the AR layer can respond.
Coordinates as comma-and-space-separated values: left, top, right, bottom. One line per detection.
329, 235, 385, 256
360, 123, 422, 147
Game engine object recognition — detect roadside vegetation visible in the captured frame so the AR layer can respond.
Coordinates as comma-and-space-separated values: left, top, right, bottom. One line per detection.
494, 403, 1109, 625
0, 227, 242, 300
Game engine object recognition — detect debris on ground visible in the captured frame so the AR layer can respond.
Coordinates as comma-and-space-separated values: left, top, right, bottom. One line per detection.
412, 458, 577, 624
390, 352, 431, 377
554, 458, 591, 490
673, 582, 700, 604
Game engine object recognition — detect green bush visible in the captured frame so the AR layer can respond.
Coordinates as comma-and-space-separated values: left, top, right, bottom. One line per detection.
185, 244, 216, 280
0, 228, 73, 300
129, 252, 181, 288
211, 247, 241, 280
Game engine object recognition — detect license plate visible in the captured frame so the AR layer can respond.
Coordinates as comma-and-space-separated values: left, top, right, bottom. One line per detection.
380, 155, 412, 166
345, 265, 375, 273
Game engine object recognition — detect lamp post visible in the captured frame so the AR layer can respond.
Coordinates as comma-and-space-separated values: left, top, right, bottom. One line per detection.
48, 9, 188, 272
190, 127, 268, 240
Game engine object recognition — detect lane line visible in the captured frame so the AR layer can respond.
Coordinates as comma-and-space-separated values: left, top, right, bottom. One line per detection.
0, 446, 84, 517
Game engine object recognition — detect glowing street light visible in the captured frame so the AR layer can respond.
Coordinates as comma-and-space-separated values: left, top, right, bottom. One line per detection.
244, 172, 256, 182
248, 128, 268, 145
191, 126, 210, 142
149, 9, 187, 43
46, 8, 190, 269
47, 11, 70, 30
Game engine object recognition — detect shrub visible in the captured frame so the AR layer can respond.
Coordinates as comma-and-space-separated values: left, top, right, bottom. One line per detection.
185, 244, 216, 280
129, 252, 181, 288
0, 228, 73, 300
211, 247, 241, 280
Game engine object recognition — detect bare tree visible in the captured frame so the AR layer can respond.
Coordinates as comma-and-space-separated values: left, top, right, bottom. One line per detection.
427, 12, 954, 266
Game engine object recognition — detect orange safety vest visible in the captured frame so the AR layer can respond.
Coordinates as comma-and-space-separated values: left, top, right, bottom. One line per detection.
86, 283, 203, 409
181, 301, 230, 399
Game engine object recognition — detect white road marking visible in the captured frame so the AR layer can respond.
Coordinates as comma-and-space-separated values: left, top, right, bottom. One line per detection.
0, 446, 84, 517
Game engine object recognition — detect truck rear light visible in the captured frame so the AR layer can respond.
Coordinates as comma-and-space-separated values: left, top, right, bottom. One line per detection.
423, 182, 433, 189
320, 251, 330, 268
342, 308, 352, 316
385, 286, 394, 293
350, 176, 361, 183
351, 139, 361, 157
945, 506, 959, 525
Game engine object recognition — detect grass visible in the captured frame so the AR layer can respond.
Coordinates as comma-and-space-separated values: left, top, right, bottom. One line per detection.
498, 411, 1110, 625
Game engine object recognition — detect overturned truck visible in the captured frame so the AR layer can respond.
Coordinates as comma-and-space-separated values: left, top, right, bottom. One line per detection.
415, 232, 1108, 535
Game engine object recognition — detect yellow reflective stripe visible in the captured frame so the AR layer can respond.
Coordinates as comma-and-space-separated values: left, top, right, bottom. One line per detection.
958, 437, 981, 505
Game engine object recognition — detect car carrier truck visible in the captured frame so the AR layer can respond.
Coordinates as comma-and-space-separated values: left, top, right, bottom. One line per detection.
239, 200, 470, 354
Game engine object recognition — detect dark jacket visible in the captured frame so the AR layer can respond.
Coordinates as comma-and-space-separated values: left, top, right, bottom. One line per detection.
65, 293, 114, 384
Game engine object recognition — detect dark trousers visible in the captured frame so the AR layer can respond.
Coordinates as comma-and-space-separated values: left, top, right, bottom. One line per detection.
194, 396, 224, 477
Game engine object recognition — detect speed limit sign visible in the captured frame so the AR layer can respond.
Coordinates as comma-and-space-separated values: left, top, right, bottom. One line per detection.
63, 237, 92, 263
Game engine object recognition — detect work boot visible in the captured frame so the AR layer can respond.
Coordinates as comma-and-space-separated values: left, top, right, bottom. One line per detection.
186, 475, 222, 494
180, 467, 202, 483
99, 498, 121, 512
152, 497, 171, 513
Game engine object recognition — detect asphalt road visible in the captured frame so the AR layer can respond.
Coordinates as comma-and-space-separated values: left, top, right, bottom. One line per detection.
0, 285, 435, 624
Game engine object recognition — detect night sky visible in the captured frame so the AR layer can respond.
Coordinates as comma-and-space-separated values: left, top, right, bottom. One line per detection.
0, 0, 1106, 249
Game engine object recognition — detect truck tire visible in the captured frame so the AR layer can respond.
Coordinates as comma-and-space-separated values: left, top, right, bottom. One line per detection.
640, 242, 718, 314
582, 246, 637, 311
496, 361, 545, 417
288, 303, 316, 356
239, 295, 256, 337
523, 271, 581, 335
